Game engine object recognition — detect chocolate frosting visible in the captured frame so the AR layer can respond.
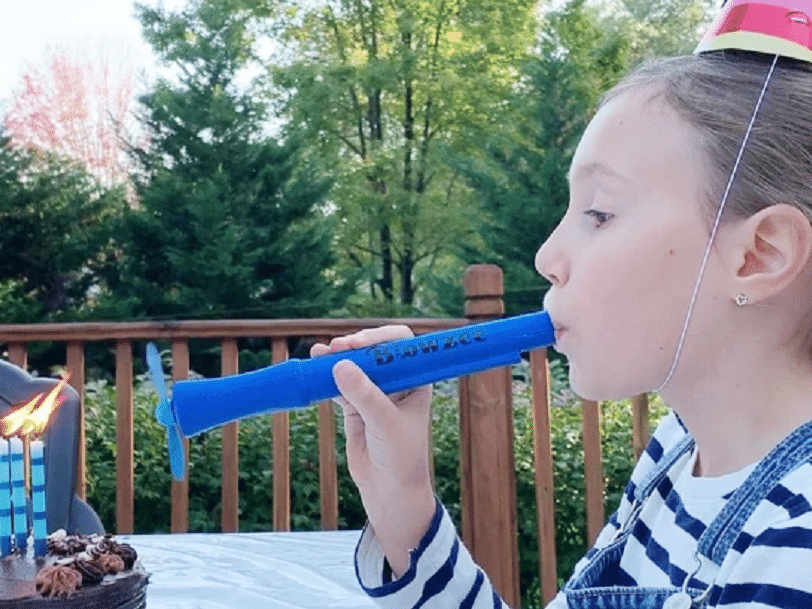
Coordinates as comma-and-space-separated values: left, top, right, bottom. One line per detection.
0, 529, 149, 608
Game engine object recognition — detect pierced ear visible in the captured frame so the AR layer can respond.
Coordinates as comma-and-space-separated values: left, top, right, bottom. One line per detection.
732, 204, 812, 301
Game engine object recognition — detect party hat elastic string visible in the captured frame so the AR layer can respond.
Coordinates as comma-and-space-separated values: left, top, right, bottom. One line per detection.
654, 54, 779, 393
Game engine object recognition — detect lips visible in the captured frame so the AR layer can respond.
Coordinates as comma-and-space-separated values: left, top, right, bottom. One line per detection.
547, 313, 567, 342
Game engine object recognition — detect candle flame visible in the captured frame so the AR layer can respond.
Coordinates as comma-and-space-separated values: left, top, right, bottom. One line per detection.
1, 375, 70, 438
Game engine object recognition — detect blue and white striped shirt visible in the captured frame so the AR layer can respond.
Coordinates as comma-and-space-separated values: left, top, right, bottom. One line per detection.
354, 411, 812, 608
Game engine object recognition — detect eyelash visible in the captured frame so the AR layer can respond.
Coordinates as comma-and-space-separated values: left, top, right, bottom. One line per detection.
583, 209, 614, 227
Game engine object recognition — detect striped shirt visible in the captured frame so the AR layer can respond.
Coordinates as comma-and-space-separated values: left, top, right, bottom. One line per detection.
354, 411, 812, 608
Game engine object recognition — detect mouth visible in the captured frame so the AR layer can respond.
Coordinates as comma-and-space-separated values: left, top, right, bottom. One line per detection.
551, 321, 567, 342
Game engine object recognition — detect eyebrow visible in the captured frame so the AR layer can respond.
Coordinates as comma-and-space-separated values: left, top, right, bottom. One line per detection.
567, 162, 629, 185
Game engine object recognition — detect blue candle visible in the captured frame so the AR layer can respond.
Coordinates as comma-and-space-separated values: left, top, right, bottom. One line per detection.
0, 441, 11, 556
30, 440, 46, 556
9, 438, 27, 551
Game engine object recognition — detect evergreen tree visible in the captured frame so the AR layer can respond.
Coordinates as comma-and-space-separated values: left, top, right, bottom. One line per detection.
0, 133, 125, 322
97, 0, 339, 321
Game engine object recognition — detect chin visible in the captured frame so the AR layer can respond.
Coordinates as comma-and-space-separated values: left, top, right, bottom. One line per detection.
569, 371, 636, 402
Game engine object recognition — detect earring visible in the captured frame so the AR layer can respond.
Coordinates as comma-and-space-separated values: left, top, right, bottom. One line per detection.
735, 293, 748, 306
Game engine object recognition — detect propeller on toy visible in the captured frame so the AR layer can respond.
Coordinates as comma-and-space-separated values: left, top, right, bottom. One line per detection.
146, 343, 186, 481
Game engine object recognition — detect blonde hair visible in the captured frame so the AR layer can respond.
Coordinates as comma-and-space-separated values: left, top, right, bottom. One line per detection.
601, 52, 812, 226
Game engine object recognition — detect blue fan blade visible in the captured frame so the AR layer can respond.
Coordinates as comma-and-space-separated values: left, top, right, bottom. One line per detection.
155, 399, 174, 428
168, 426, 185, 481
146, 342, 167, 403
146, 343, 185, 480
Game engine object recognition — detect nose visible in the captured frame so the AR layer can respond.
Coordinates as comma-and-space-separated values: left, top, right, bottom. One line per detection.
535, 225, 569, 287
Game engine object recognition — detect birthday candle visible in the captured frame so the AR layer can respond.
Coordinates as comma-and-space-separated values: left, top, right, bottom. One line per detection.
0, 441, 11, 556
9, 438, 27, 551
30, 440, 46, 556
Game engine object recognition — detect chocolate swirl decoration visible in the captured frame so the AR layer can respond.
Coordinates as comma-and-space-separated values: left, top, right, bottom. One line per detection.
72, 559, 106, 586
47, 530, 89, 557
95, 552, 125, 575
47, 538, 71, 556
108, 541, 138, 569
35, 565, 83, 598
65, 537, 89, 554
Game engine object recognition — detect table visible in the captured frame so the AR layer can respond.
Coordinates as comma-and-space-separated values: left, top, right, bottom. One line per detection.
119, 530, 379, 609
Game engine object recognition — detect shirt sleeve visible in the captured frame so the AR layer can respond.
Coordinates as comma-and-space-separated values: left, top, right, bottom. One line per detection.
354, 496, 511, 609
354, 411, 688, 609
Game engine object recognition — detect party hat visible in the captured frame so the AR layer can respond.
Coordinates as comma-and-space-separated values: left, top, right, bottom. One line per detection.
695, 0, 812, 62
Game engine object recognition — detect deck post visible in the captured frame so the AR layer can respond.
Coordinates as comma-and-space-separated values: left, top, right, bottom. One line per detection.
459, 264, 519, 608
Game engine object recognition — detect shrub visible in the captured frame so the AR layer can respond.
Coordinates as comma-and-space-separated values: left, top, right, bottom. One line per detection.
83, 360, 668, 607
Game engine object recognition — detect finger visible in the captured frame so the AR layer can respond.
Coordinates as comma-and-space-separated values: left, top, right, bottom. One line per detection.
329, 325, 414, 352
333, 359, 397, 432
310, 342, 330, 358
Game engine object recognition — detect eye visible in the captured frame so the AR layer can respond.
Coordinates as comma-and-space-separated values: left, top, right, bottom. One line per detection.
583, 209, 614, 227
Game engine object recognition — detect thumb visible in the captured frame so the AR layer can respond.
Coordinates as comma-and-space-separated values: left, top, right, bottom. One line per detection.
333, 359, 397, 431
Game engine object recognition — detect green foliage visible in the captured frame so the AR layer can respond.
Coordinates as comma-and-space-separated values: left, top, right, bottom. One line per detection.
272, 0, 539, 310
93, 1, 342, 324
83, 370, 368, 534
439, 0, 631, 316
439, 0, 714, 317
83, 362, 668, 607
0, 135, 126, 321
608, 0, 716, 62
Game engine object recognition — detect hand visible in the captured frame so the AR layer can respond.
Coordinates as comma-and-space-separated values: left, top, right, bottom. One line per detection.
311, 325, 436, 576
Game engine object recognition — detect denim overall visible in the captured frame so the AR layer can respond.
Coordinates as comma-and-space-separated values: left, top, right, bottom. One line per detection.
563, 420, 812, 609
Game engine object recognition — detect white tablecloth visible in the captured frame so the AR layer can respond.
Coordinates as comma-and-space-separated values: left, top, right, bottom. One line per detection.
119, 530, 378, 609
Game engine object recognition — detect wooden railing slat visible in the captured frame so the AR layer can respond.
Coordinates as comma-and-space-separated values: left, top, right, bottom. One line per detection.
272, 339, 290, 532
582, 399, 604, 546
115, 340, 134, 534
220, 339, 239, 533
6, 344, 26, 370
632, 393, 650, 461
171, 340, 190, 534
315, 335, 338, 531
530, 349, 558, 606
460, 264, 519, 609
66, 343, 86, 501
318, 401, 338, 530
460, 367, 520, 607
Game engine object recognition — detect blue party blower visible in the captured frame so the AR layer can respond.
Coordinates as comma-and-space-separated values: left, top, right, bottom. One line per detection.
147, 310, 555, 480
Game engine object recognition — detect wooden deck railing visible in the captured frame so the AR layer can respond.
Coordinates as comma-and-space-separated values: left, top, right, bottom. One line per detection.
0, 265, 651, 608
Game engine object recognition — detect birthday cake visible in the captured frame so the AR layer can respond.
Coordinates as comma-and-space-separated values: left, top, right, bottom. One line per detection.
0, 530, 148, 608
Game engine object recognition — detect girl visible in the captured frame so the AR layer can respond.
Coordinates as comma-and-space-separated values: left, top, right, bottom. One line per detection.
312, 1, 812, 606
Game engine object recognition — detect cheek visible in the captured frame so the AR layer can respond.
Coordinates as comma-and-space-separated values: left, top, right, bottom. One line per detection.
564, 230, 706, 396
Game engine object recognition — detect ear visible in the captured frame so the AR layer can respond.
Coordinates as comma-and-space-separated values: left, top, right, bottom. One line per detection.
728, 204, 812, 302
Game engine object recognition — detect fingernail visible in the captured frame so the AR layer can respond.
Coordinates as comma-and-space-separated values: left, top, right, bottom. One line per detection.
333, 359, 355, 380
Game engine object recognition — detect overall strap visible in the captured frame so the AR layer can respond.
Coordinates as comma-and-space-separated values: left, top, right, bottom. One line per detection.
634, 434, 696, 505
698, 419, 812, 565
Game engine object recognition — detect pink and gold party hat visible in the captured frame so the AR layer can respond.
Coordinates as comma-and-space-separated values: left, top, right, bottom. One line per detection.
695, 0, 812, 61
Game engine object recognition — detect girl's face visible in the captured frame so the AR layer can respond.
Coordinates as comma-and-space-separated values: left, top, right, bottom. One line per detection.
536, 89, 727, 400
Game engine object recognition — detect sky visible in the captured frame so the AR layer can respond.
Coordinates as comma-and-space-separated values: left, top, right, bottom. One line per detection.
0, 0, 186, 107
